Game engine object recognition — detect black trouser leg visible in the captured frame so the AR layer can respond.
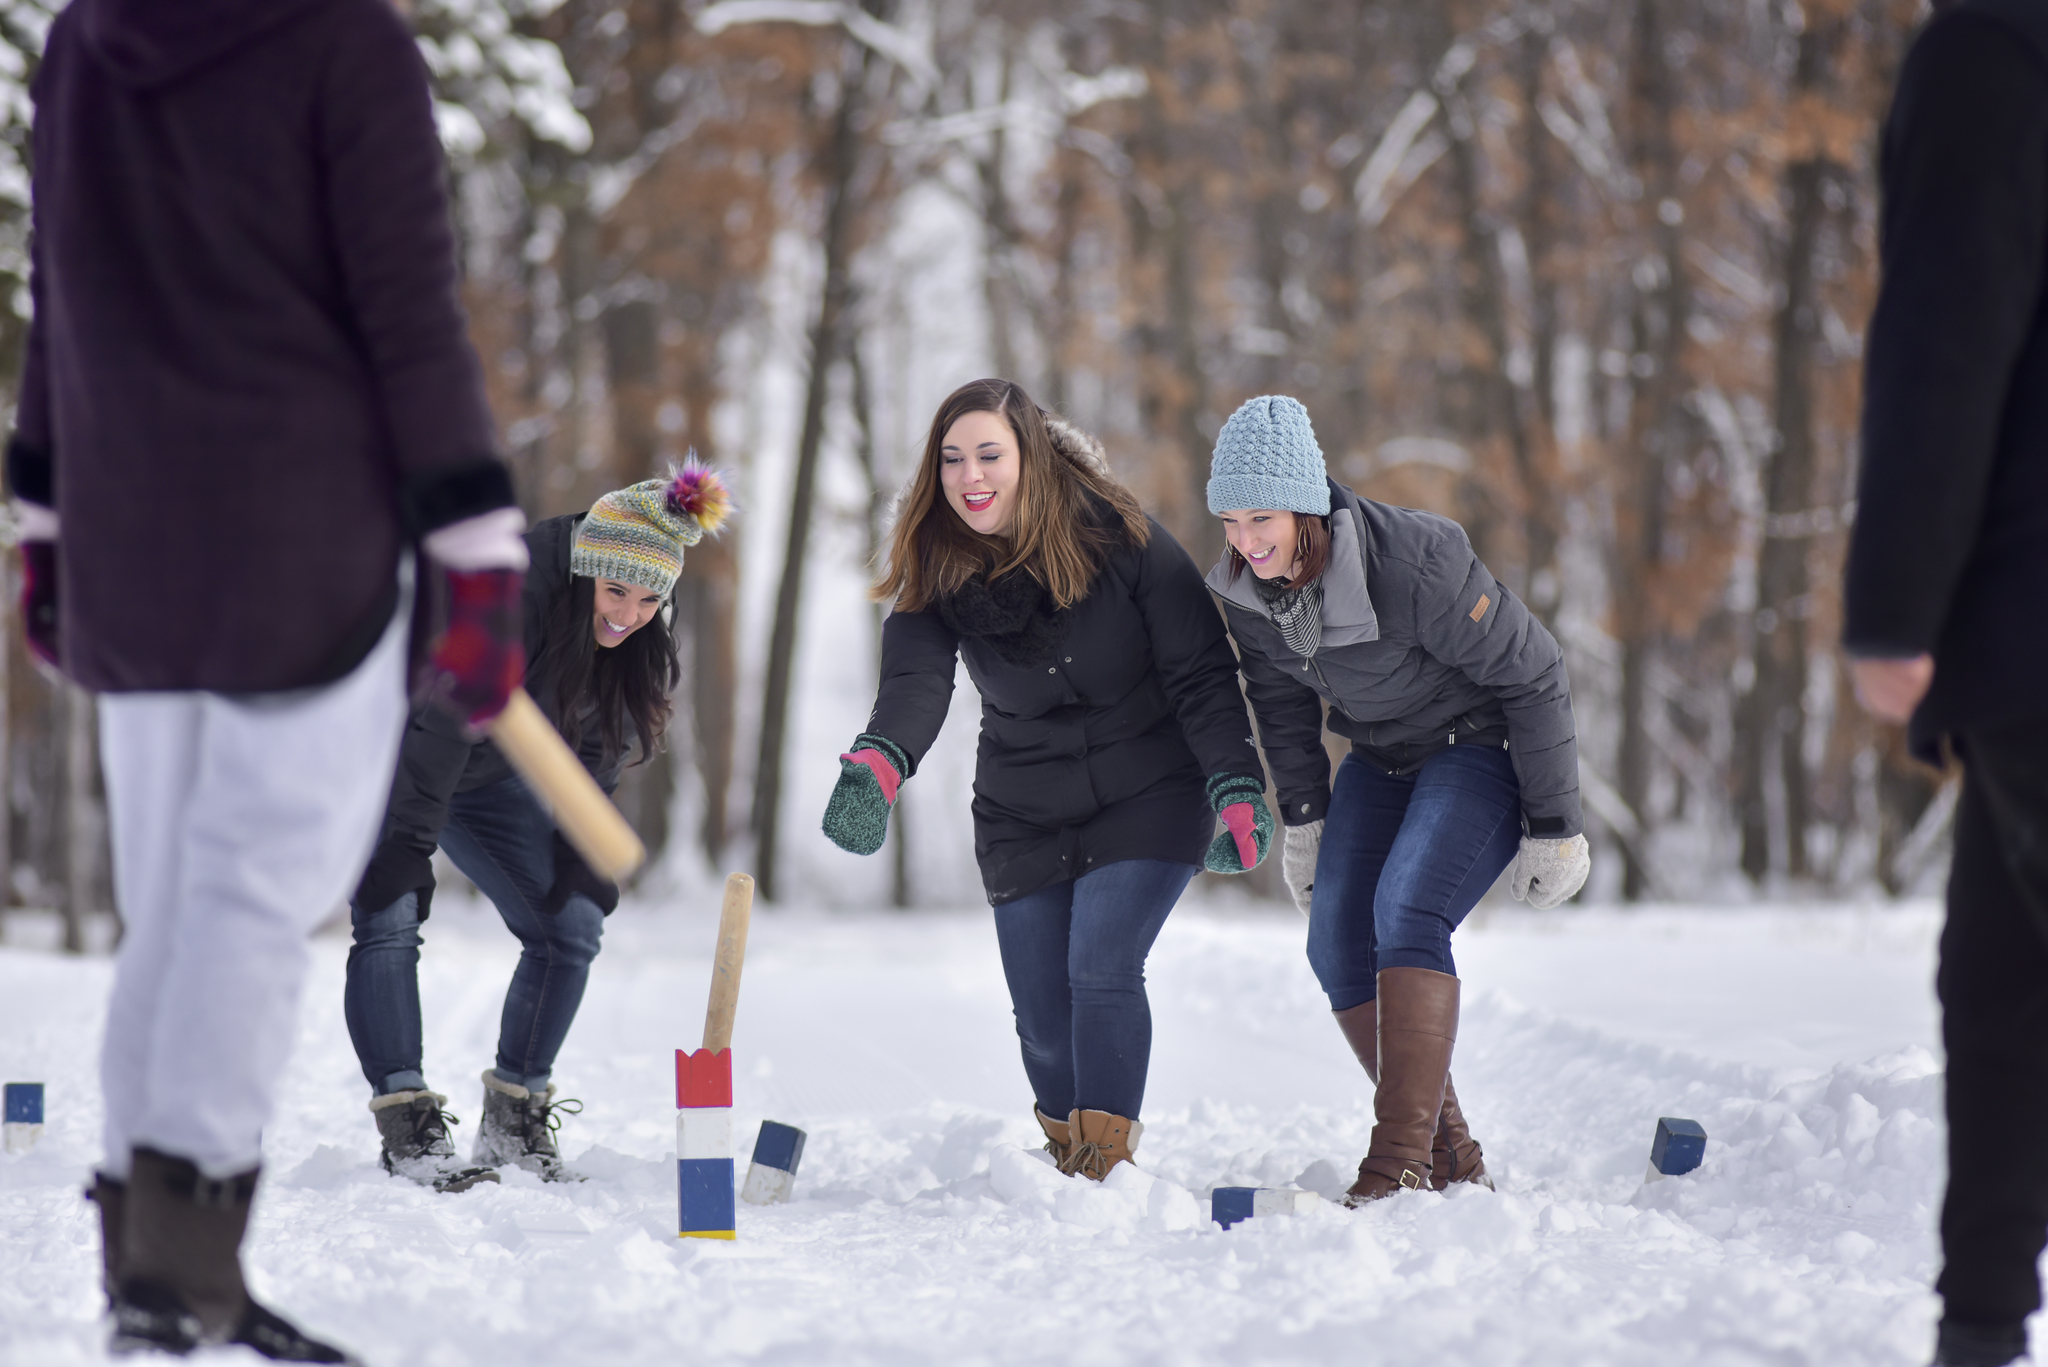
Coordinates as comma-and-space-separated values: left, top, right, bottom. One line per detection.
1938, 719, 2048, 1330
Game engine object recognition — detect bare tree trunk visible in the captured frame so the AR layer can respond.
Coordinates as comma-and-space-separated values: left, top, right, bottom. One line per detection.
1737, 20, 1838, 886
751, 44, 869, 902
847, 342, 909, 908
1611, 0, 1693, 901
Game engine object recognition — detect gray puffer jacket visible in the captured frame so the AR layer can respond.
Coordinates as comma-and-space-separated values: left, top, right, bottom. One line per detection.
1207, 478, 1582, 838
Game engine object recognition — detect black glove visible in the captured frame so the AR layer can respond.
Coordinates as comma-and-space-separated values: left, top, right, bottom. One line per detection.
543, 831, 618, 915
354, 841, 436, 921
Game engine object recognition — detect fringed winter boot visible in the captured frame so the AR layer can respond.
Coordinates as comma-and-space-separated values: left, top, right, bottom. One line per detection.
1343, 968, 1460, 1206
1333, 996, 1492, 1191
370, 1089, 499, 1193
1035, 1108, 1074, 1167
112, 1147, 357, 1363
473, 1070, 584, 1182
1061, 1110, 1143, 1181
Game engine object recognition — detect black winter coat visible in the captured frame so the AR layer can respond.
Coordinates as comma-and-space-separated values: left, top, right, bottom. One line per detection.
1210, 480, 1582, 838
865, 518, 1265, 905
1844, 0, 2048, 759
12, 0, 513, 693
357, 515, 621, 916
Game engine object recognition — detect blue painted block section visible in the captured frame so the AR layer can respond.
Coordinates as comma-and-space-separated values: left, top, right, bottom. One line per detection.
4, 1084, 41, 1125
678, 1157, 736, 1234
750, 1121, 806, 1175
1212, 1187, 1257, 1229
1651, 1117, 1707, 1176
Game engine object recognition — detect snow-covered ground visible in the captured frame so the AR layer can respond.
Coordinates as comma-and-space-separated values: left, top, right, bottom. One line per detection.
0, 894, 1963, 1366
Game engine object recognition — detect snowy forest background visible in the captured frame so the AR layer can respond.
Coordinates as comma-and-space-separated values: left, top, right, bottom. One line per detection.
0, 0, 1952, 942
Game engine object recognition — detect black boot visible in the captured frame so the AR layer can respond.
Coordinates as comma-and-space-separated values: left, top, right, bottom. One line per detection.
112, 1147, 359, 1363
370, 1089, 499, 1193
473, 1070, 583, 1182
1934, 1319, 2030, 1366
85, 1173, 124, 1307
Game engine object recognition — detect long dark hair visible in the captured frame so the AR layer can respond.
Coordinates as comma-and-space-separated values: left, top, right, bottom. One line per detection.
873, 378, 1148, 612
536, 574, 682, 767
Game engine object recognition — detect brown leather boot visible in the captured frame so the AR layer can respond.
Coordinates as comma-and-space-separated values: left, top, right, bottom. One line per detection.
1344, 967, 1459, 1205
1035, 1108, 1073, 1166
1061, 1109, 1143, 1181
1333, 999, 1491, 1192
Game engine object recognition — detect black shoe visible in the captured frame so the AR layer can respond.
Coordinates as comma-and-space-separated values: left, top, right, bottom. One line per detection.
110, 1281, 359, 1363
474, 1070, 584, 1182
370, 1089, 499, 1193
1935, 1319, 2030, 1367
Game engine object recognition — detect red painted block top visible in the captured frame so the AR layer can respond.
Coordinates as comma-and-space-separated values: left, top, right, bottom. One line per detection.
676, 1048, 733, 1108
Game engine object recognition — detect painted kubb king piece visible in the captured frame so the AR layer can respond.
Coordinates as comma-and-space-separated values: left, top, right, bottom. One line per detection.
679, 872, 753, 1239
1205, 395, 1590, 1206
823, 378, 1271, 1183
347, 466, 728, 1192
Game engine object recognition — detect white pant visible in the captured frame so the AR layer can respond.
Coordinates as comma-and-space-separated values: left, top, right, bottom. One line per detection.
97, 602, 409, 1179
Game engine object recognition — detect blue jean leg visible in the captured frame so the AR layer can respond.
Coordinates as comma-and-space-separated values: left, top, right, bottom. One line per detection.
1307, 746, 1523, 1010
992, 859, 1194, 1120
344, 890, 429, 1094
437, 777, 606, 1092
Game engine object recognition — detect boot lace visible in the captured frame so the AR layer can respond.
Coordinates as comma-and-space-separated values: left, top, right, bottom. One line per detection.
402, 1100, 460, 1158
1059, 1141, 1108, 1180
521, 1096, 582, 1155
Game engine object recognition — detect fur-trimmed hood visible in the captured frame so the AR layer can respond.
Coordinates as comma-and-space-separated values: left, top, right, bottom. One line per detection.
1044, 414, 1112, 477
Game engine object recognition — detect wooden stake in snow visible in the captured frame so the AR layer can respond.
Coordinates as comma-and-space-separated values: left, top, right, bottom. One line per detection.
678, 874, 753, 1239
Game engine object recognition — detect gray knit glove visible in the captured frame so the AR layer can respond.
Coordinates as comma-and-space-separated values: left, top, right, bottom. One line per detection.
1280, 819, 1323, 917
1510, 833, 1590, 909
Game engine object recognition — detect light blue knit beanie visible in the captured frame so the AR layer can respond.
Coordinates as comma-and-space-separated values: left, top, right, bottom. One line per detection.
1206, 395, 1331, 515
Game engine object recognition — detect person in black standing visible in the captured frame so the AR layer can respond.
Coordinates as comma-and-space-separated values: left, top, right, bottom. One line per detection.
1845, 5, 2048, 1365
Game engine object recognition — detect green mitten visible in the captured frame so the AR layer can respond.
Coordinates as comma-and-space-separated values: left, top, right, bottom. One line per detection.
822, 733, 908, 856
1203, 773, 1273, 874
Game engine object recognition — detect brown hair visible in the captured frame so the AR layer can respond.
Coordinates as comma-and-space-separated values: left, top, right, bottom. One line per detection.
1225, 512, 1331, 587
873, 378, 1149, 611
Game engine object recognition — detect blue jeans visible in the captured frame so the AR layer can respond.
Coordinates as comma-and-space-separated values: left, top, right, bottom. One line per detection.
1308, 746, 1522, 1011
344, 777, 606, 1096
991, 859, 1196, 1121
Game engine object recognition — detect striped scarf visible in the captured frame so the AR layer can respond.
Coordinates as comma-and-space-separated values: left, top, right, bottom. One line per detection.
1254, 574, 1323, 658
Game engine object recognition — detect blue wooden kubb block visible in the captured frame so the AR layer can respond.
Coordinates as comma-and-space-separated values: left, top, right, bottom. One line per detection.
1212, 1186, 1320, 1229
4, 1082, 44, 1155
1651, 1117, 1707, 1177
741, 1121, 807, 1206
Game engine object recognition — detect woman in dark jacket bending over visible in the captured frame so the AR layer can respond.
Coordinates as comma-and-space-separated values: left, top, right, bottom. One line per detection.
823, 379, 1271, 1180
347, 468, 728, 1189
1205, 396, 1590, 1205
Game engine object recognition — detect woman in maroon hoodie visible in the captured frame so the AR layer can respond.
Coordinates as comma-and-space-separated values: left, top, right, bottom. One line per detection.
10, 1, 526, 1360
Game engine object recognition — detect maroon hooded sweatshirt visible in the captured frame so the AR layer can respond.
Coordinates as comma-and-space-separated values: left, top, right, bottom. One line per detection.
8, 0, 516, 693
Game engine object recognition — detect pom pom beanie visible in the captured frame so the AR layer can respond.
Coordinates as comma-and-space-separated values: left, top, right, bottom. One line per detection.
1205, 395, 1332, 516
571, 463, 731, 597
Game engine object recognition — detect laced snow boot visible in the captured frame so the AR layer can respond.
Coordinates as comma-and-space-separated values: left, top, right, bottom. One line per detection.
370, 1089, 499, 1193
1035, 1108, 1074, 1167
111, 1147, 358, 1363
1334, 998, 1493, 1191
1344, 968, 1459, 1206
473, 1070, 585, 1181
86, 1173, 124, 1307
1060, 1109, 1143, 1181
1933, 1319, 2030, 1366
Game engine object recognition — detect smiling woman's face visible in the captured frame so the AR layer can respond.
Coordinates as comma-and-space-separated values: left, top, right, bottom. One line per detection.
1217, 509, 1299, 579
592, 577, 663, 648
938, 409, 1021, 536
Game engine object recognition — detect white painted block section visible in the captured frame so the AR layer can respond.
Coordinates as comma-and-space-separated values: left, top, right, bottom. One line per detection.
741, 1164, 795, 1206
1251, 1188, 1320, 1217
676, 1107, 733, 1160
2, 1123, 40, 1155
